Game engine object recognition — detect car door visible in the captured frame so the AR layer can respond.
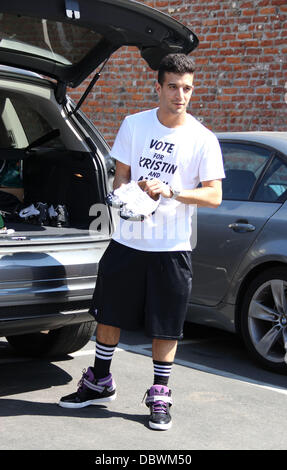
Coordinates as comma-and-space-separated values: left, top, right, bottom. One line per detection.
191, 140, 282, 306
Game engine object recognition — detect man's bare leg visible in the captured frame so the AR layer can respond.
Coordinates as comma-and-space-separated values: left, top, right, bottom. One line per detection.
152, 338, 177, 363
96, 323, 121, 345
152, 338, 177, 386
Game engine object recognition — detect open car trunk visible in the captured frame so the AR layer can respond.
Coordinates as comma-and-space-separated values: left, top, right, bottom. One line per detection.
0, 72, 111, 245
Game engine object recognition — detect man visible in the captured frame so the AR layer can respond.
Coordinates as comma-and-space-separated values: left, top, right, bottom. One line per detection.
58, 53, 225, 431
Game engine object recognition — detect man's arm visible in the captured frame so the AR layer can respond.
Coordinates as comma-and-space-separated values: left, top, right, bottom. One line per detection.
113, 161, 131, 190
142, 178, 222, 208
175, 180, 222, 208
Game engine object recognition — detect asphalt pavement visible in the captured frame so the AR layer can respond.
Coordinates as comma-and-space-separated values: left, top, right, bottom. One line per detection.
1, 324, 287, 455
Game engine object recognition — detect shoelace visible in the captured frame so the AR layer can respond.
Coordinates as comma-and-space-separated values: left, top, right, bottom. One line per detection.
142, 390, 170, 414
77, 369, 88, 392
152, 401, 168, 414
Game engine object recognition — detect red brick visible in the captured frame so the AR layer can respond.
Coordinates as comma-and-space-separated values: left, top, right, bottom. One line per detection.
253, 15, 270, 22
264, 48, 279, 54
260, 7, 277, 14
222, 88, 238, 94
271, 0, 286, 5
238, 33, 253, 39
246, 48, 262, 54
257, 0, 269, 6
241, 1, 255, 7
234, 80, 250, 86
226, 57, 242, 63
256, 87, 272, 93
242, 9, 258, 16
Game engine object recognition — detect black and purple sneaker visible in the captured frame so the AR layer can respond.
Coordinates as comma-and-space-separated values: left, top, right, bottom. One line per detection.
58, 367, 116, 408
144, 385, 172, 430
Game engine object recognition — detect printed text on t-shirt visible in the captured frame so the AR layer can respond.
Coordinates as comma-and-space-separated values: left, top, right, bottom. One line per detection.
138, 138, 178, 181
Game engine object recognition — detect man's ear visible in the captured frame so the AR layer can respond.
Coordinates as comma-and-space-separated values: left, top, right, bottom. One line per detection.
155, 81, 161, 97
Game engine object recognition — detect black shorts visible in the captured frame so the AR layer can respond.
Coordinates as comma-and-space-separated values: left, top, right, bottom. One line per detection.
90, 240, 193, 340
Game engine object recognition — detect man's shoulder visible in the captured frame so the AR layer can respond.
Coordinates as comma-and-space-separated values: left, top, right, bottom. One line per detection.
125, 108, 155, 124
186, 114, 218, 142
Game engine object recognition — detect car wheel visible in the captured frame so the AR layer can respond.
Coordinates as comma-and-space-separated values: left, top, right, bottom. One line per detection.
240, 267, 287, 373
6, 320, 96, 357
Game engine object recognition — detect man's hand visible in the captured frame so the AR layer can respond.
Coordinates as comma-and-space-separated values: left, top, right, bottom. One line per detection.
138, 178, 223, 207
138, 179, 171, 200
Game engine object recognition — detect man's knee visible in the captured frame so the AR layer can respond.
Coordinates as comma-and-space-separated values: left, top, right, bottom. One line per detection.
96, 323, 121, 345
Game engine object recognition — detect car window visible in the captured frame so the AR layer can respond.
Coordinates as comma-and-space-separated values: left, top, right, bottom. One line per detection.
0, 13, 103, 66
253, 155, 287, 202
0, 94, 62, 148
220, 142, 272, 200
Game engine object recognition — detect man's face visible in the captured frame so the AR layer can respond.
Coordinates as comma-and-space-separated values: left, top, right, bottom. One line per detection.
155, 72, 194, 116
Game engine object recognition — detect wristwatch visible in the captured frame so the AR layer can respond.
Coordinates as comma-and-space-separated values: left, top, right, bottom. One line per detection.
169, 186, 181, 199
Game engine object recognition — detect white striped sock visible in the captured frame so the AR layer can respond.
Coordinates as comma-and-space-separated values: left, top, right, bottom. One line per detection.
154, 363, 172, 376
153, 361, 173, 385
95, 341, 116, 361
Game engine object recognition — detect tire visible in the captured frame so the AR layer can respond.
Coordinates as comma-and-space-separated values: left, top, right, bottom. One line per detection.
240, 267, 287, 374
6, 320, 96, 357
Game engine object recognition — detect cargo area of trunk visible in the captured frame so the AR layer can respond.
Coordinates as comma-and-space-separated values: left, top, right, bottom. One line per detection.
2, 222, 94, 238
1, 148, 109, 241
0, 71, 112, 244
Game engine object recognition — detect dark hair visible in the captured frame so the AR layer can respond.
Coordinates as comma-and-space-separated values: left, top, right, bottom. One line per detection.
158, 53, 195, 85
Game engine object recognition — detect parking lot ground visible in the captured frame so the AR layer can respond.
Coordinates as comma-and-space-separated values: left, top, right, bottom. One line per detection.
1, 325, 287, 453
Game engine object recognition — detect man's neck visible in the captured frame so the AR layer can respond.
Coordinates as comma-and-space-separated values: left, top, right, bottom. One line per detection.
156, 108, 187, 128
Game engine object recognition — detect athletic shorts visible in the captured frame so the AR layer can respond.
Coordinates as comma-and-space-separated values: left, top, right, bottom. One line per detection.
89, 240, 193, 340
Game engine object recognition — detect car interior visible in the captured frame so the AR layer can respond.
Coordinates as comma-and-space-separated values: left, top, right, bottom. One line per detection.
0, 85, 107, 238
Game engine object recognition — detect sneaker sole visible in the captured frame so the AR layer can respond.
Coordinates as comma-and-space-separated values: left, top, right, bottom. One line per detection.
58, 392, 116, 409
149, 419, 172, 431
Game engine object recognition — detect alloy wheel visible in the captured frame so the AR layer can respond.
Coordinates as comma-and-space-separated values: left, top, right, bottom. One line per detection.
248, 279, 287, 364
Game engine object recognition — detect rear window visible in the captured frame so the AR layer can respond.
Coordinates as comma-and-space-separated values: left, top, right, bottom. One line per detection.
0, 13, 103, 65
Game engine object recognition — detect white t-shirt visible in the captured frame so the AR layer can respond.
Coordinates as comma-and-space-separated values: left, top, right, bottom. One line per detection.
110, 108, 225, 252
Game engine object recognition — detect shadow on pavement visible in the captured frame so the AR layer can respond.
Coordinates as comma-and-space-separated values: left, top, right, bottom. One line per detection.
0, 398, 148, 428
0, 341, 73, 397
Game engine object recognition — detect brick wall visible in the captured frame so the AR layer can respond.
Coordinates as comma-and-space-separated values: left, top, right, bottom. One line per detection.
69, 0, 287, 146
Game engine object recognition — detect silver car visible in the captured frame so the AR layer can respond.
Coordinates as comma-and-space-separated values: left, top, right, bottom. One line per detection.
188, 132, 287, 373
0, 0, 198, 356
